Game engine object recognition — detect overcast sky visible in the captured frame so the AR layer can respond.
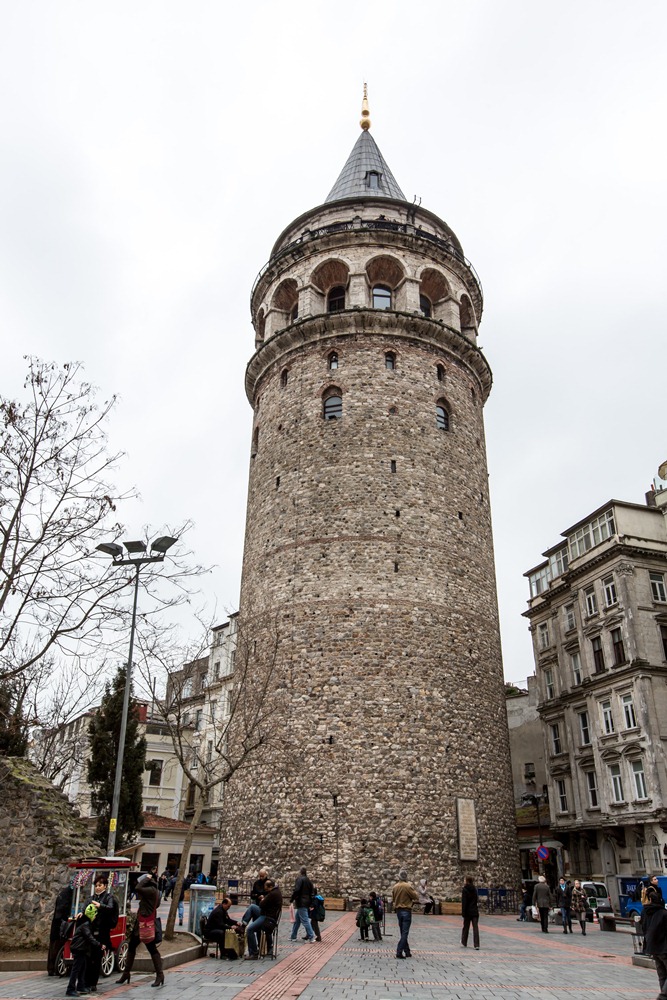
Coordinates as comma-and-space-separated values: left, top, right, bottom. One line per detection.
2, 0, 666, 687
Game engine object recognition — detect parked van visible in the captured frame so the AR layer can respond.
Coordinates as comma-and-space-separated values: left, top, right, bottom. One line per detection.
580, 880, 613, 914
625, 876, 667, 919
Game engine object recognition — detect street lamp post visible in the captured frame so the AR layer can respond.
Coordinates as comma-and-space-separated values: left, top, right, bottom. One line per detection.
522, 792, 546, 872
97, 535, 177, 856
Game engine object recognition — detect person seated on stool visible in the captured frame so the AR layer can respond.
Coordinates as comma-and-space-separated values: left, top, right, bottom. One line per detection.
244, 880, 283, 960
205, 898, 242, 960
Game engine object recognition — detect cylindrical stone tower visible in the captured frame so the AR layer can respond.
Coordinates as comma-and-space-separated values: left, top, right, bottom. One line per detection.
221, 97, 518, 896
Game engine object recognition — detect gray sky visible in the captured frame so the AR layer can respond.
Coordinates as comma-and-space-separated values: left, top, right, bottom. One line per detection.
2, 0, 665, 686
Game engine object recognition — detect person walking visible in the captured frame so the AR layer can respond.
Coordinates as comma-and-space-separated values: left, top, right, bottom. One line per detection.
289, 867, 316, 943
391, 869, 418, 959
641, 887, 667, 999
570, 879, 588, 935
555, 877, 573, 933
461, 876, 480, 950
116, 872, 164, 988
48, 883, 73, 976
86, 875, 117, 991
532, 875, 552, 933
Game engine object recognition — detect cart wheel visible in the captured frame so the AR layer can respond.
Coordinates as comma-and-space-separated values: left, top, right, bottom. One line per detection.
115, 941, 129, 973
101, 948, 115, 977
55, 947, 68, 978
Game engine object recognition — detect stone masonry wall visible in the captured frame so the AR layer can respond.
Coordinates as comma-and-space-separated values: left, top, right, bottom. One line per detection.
0, 757, 98, 950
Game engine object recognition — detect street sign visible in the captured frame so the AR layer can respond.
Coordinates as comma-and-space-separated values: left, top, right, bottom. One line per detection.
536, 845, 549, 860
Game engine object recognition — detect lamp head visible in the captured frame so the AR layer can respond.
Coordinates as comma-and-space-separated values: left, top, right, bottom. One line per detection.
124, 540, 147, 555
96, 542, 124, 560
151, 535, 178, 554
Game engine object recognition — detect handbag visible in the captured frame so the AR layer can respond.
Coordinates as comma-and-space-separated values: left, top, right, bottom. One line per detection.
138, 914, 156, 943
154, 916, 163, 945
531, 905, 539, 920
289, 903, 295, 921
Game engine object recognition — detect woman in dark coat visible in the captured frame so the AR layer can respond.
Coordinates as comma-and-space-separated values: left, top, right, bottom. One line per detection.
116, 873, 164, 988
461, 876, 480, 950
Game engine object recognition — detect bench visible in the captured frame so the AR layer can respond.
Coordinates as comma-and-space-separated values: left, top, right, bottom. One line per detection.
599, 913, 636, 933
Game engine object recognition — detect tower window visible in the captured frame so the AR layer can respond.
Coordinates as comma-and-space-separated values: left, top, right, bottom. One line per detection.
385, 351, 396, 371
436, 404, 450, 431
328, 351, 339, 370
366, 170, 381, 190
251, 427, 259, 456
280, 369, 288, 388
323, 392, 342, 421
390, 460, 397, 473
419, 294, 432, 318
327, 286, 346, 312
290, 304, 299, 322
436, 364, 445, 382
373, 285, 392, 310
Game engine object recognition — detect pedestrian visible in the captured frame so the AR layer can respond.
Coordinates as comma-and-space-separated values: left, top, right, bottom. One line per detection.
289, 867, 316, 943
308, 887, 325, 942
356, 899, 376, 941
368, 892, 384, 939
461, 875, 480, 950
391, 869, 418, 959
641, 887, 667, 999
650, 876, 665, 905
517, 882, 530, 922
86, 875, 117, 991
532, 875, 552, 934
418, 878, 435, 914
244, 879, 283, 959
555, 876, 573, 934
66, 905, 101, 997
48, 883, 73, 976
116, 872, 164, 988
570, 879, 588, 935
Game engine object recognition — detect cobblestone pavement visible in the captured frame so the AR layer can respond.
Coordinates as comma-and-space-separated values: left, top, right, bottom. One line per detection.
0, 910, 657, 1000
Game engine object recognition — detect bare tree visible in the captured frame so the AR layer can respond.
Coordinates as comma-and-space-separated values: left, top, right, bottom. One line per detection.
137, 613, 285, 940
1, 357, 207, 752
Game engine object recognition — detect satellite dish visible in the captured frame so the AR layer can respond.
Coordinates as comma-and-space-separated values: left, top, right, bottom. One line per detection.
659, 459, 667, 481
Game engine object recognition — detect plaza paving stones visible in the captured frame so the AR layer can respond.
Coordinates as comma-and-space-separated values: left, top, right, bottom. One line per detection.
0, 910, 657, 1000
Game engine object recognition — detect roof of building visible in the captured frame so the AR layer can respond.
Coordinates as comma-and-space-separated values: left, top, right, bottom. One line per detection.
141, 812, 203, 831
325, 127, 406, 204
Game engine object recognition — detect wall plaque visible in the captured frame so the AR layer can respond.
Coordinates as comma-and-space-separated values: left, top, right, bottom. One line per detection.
456, 797, 478, 861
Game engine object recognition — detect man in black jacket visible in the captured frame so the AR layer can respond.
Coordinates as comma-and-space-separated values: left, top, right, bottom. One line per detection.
289, 867, 315, 943
205, 898, 242, 960
47, 884, 73, 976
86, 875, 116, 990
642, 888, 667, 999
245, 880, 283, 959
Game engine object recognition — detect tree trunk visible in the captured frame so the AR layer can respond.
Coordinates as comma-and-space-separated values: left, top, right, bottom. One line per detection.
164, 792, 205, 940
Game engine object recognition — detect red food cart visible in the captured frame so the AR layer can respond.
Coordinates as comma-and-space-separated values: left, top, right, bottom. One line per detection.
56, 857, 135, 978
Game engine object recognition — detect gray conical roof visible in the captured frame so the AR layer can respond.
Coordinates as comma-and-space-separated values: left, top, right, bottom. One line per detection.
325, 129, 406, 203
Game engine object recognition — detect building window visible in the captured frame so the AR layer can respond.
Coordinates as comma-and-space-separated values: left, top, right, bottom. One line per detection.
323, 392, 343, 421
550, 722, 562, 755
385, 351, 396, 370
328, 351, 339, 370
195, 709, 203, 731
538, 622, 550, 650
661, 625, 667, 660
586, 770, 599, 808
650, 572, 667, 603
190, 750, 198, 771
529, 565, 550, 598
419, 294, 432, 318
602, 575, 617, 607
622, 694, 637, 729
147, 760, 163, 787
373, 285, 392, 309
206, 740, 213, 764
571, 651, 583, 686
544, 668, 555, 699
611, 627, 626, 665
632, 759, 647, 799
327, 286, 345, 312
584, 587, 598, 617
213, 660, 220, 681
182, 678, 193, 699
549, 548, 569, 579
568, 509, 616, 560
280, 369, 288, 388
436, 364, 445, 382
649, 835, 662, 868
564, 603, 576, 631
524, 761, 536, 782
556, 779, 568, 812
609, 763, 624, 803
636, 836, 647, 870
601, 699, 615, 735
591, 635, 605, 673
435, 404, 450, 431
144, 805, 159, 815
578, 710, 591, 746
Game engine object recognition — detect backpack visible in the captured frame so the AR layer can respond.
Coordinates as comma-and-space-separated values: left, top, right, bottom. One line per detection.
60, 918, 75, 941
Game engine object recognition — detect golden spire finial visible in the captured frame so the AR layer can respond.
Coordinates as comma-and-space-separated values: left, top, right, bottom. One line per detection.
360, 83, 371, 131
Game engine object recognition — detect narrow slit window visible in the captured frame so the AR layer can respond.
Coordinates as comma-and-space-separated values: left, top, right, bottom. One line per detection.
436, 404, 450, 431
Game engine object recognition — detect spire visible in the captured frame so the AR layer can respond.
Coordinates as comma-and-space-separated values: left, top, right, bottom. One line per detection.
325, 87, 406, 204
360, 82, 371, 131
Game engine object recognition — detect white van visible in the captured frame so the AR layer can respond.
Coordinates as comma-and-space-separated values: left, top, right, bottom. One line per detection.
581, 880, 613, 914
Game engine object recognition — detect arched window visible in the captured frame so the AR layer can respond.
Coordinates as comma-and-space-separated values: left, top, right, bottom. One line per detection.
323, 393, 343, 421
290, 304, 299, 323
436, 403, 450, 431
327, 286, 345, 312
436, 364, 445, 382
280, 369, 288, 388
385, 351, 396, 371
373, 285, 392, 310
251, 427, 259, 456
420, 294, 432, 318
328, 351, 339, 370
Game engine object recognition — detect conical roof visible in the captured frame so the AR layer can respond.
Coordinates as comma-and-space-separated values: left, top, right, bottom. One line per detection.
325, 128, 406, 203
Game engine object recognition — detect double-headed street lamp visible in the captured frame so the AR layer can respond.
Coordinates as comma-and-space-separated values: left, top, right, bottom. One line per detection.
522, 791, 547, 872
97, 534, 177, 855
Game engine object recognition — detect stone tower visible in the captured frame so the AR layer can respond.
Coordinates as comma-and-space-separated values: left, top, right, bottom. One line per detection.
222, 93, 518, 896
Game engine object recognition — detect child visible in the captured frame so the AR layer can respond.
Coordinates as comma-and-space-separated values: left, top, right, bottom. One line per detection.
66, 905, 101, 997
356, 899, 382, 941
